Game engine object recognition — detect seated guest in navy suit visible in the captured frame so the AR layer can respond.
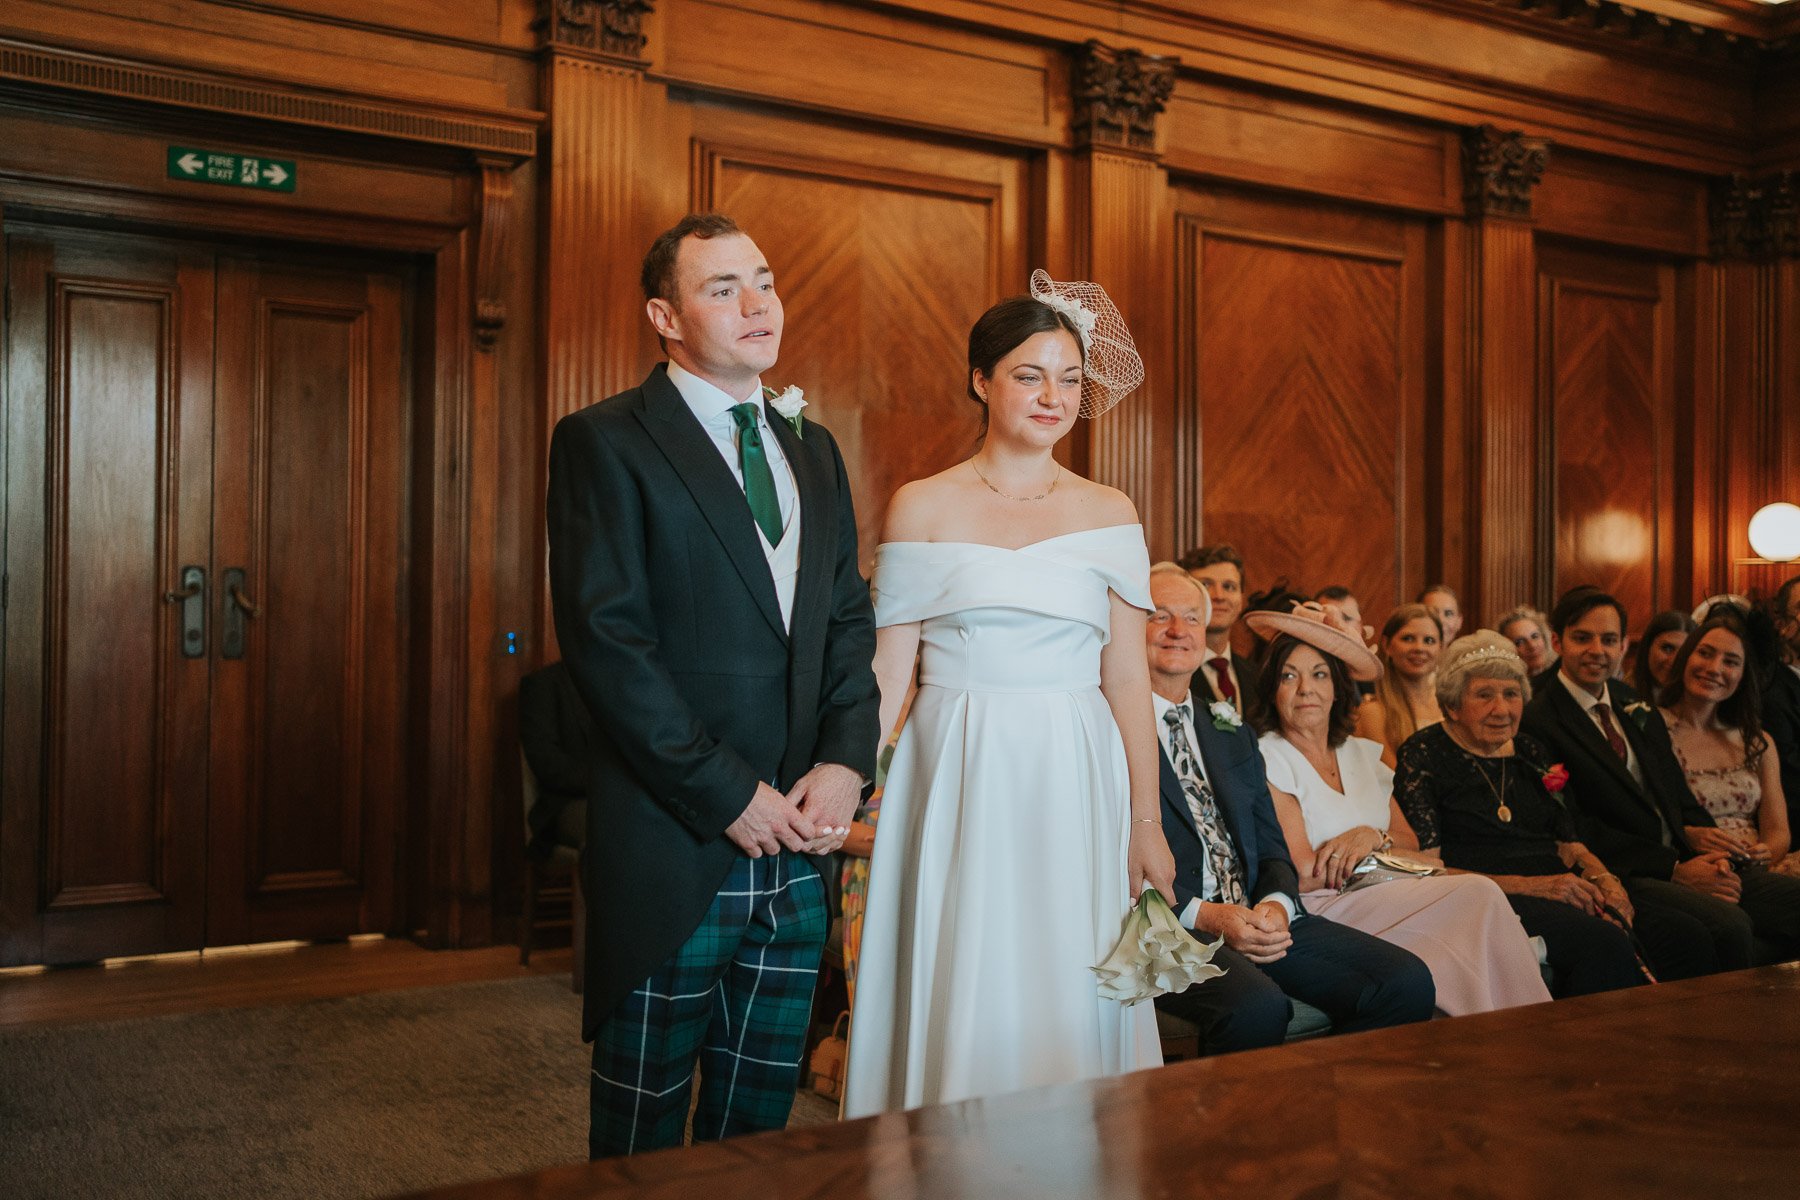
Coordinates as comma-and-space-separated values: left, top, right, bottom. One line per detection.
1145, 565, 1434, 1053
1520, 586, 1800, 979
1177, 543, 1259, 723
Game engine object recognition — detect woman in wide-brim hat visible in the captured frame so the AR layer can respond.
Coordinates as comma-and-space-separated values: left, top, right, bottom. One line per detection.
1249, 603, 1553, 1015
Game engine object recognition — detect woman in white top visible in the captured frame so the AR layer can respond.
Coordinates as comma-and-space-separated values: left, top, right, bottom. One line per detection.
843, 274, 1172, 1116
1250, 603, 1551, 1015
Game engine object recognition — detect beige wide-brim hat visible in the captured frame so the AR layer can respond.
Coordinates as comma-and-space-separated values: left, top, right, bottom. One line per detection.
1244, 601, 1383, 682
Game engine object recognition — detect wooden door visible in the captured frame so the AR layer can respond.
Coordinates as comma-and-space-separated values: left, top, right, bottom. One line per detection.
205, 257, 409, 946
1, 229, 218, 964
0, 231, 410, 965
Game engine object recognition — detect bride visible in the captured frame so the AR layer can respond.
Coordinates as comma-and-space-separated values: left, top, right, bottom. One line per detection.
842, 273, 1175, 1117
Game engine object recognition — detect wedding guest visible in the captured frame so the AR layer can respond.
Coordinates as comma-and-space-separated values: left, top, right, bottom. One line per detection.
1249, 606, 1551, 1013
1660, 615, 1797, 880
1395, 633, 1645, 997
1520, 586, 1800, 979
1178, 543, 1257, 718
1631, 610, 1695, 701
1315, 586, 1363, 634
1768, 576, 1800, 833
1145, 567, 1433, 1053
1317, 584, 1375, 699
1496, 605, 1553, 679
1355, 604, 1444, 768
1419, 584, 1464, 645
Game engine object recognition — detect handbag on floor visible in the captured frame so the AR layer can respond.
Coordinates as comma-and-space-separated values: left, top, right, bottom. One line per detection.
809, 1012, 849, 1100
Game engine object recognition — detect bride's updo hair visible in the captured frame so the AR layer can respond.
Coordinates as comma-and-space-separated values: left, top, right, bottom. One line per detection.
966, 296, 1083, 432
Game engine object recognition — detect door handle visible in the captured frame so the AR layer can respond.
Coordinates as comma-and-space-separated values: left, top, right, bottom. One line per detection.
165, 565, 207, 659
221, 567, 257, 660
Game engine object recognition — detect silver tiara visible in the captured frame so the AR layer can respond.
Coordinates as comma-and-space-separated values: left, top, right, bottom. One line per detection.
1452, 643, 1523, 668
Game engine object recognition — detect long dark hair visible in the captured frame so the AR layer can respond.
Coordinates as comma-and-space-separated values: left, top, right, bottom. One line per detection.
1657, 614, 1765, 764
1631, 610, 1694, 699
1254, 634, 1360, 748
966, 296, 1082, 435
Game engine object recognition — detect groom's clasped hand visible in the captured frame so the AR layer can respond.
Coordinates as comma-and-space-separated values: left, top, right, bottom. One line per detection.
724, 764, 862, 857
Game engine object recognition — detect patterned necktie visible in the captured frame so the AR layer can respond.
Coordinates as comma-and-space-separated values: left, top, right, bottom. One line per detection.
1209, 656, 1237, 706
1163, 705, 1246, 905
728, 402, 783, 545
1594, 703, 1629, 762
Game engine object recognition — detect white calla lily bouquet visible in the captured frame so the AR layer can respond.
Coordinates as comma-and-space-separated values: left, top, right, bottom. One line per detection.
1092, 888, 1226, 1005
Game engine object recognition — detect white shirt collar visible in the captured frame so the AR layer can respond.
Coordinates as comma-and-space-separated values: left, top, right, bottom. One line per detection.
666, 360, 762, 424
1556, 668, 1611, 714
1152, 690, 1193, 718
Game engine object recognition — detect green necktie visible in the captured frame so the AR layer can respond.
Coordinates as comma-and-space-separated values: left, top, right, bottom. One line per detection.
729, 402, 784, 545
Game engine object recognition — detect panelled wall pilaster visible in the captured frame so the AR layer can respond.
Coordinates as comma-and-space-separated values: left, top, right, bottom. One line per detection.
1460, 126, 1549, 627
1706, 173, 1800, 597
1069, 42, 1177, 556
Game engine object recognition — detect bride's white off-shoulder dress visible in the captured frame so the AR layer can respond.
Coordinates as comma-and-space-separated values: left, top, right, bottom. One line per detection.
842, 524, 1163, 1118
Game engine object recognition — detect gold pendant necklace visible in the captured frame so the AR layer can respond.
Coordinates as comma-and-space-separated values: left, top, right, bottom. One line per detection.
971, 458, 1061, 502
1453, 729, 1512, 821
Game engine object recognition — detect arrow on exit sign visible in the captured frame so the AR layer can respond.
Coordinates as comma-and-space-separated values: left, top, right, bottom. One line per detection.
167, 146, 297, 193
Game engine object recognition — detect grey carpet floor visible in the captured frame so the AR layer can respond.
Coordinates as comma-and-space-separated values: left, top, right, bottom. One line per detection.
0, 974, 839, 1200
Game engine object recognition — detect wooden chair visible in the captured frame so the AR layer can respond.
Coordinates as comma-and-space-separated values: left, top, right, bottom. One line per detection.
519, 750, 585, 993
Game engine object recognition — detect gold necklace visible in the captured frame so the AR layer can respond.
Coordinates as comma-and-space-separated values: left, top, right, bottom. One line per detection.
971, 458, 1061, 502
1452, 731, 1512, 822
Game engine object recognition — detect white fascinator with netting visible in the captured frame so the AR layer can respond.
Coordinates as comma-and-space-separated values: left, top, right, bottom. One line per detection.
1028, 268, 1144, 418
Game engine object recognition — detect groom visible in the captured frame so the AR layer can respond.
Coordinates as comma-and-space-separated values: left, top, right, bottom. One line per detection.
547, 213, 880, 1157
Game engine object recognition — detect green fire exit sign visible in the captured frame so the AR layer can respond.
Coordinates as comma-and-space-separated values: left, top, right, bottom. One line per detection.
167, 147, 296, 193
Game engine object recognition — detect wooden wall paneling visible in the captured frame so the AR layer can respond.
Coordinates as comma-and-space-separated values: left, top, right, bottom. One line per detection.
0, 2, 537, 114
689, 133, 1026, 570
1172, 186, 1427, 618
1428, 218, 1471, 604
652, 0, 1068, 148
1536, 242, 1676, 632
1533, 152, 1710, 258
1160, 79, 1462, 217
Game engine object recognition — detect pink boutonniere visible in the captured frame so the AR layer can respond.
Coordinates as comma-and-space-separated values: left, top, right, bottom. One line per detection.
1542, 763, 1570, 794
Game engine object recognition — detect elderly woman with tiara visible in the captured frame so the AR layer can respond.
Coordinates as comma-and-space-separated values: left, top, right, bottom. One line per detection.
843, 273, 1173, 1116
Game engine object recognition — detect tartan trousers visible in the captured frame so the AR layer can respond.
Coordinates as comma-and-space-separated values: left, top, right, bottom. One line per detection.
589, 851, 827, 1158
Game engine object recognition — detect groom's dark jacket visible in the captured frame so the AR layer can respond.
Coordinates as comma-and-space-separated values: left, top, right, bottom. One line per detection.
548, 364, 879, 1038
1158, 706, 1300, 915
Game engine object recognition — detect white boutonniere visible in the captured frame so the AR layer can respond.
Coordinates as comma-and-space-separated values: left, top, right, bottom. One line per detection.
1623, 699, 1654, 729
1209, 700, 1242, 732
764, 385, 806, 436
1092, 888, 1226, 1005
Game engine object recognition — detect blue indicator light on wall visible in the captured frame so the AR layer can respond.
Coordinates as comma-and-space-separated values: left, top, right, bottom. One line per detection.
505, 631, 518, 656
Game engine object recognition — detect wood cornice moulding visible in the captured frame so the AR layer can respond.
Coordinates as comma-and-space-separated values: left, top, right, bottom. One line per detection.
1463, 124, 1550, 219
1709, 172, 1800, 259
1073, 39, 1178, 155
535, 0, 656, 61
0, 36, 538, 161
1448, 0, 1786, 65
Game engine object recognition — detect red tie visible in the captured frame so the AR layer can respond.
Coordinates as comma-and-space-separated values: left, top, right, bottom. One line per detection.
1210, 656, 1237, 704
1594, 704, 1629, 762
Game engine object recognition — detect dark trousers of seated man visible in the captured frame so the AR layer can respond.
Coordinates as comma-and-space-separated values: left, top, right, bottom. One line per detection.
1626, 866, 1800, 981
1153, 913, 1435, 1054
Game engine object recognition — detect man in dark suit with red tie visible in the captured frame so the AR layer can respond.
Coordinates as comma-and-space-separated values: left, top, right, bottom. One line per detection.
547, 214, 879, 1157
1521, 586, 1800, 980
1178, 543, 1261, 725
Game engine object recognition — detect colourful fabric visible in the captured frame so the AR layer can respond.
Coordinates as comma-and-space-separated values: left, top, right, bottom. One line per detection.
588, 852, 825, 1158
840, 737, 897, 1010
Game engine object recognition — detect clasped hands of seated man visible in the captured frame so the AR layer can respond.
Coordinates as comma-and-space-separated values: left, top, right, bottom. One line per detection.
1674, 829, 1751, 901
1190, 899, 1293, 964
723, 764, 863, 858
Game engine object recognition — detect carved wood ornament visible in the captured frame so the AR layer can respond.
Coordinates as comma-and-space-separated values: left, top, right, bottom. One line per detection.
1463, 125, 1550, 219
1710, 173, 1799, 261
475, 157, 517, 350
1073, 40, 1178, 153
536, 0, 656, 58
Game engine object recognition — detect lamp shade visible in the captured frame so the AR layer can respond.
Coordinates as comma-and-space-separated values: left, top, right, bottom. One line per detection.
1748, 502, 1800, 562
